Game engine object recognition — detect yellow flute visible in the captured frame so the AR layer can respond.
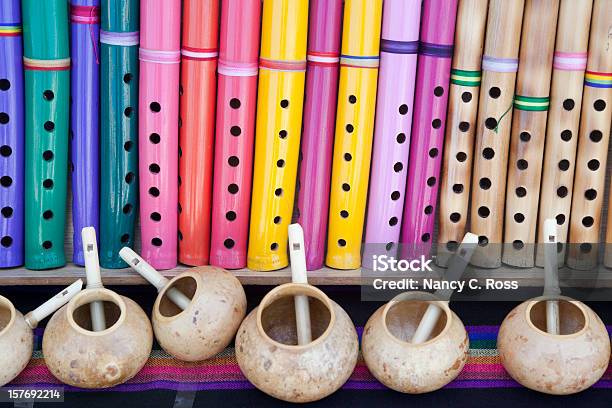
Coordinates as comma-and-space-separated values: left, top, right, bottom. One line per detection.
570, 0, 611, 270
247, 0, 308, 271
326, 0, 383, 269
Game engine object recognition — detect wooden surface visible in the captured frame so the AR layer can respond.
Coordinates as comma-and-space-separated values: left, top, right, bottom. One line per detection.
1, 263, 612, 287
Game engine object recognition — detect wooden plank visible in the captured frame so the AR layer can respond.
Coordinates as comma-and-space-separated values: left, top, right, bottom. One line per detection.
0, 264, 610, 287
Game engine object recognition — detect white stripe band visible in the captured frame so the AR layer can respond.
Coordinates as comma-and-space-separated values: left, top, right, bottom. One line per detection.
217, 64, 259, 77
307, 54, 340, 64
181, 49, 219, 59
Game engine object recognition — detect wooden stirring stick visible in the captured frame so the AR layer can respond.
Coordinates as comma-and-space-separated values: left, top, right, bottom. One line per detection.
412, 232, 478, 344
119, 247, 192, 310
288, 224, 312, 345
81, 227, 106, 331
543, 219, 560, 334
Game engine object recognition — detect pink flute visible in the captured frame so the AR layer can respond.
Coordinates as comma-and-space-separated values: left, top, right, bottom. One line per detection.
209, 0, 262, 269
138, 1, 181, 269
400, 0, 459, 253
363, 0, 421, 263
295, 0, 342, 271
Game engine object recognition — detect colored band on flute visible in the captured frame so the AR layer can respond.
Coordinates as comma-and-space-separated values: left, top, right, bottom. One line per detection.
23, 57, 71, 71
181, 47, 219, 62
450, 69, 482, 87
339, 55, 380, 69
139, 48, 181, 64
259, 58, 307, 72
482, 56, 519, 73
0, 23, 21, 36
307, 52, 340, 66
419, 42, 453, 58
217, 62, 259, 77
553, 52, 587, 71
70, 5, 100, 24
585, 71, 612, 89
380, 39, 419, 55
513, 95, 550, 111
100, 30, 140, 46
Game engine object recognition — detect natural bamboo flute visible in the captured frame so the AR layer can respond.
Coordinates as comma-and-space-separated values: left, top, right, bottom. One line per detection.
437, 0, 489, 266
469, 0, 525, 268
536, 0, 593, 268
571, 0, 612, 270
502, 0, 559, 267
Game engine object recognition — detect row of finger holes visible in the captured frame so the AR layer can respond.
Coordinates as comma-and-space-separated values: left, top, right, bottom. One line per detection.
116, 74, 136, 245
469, 88, 502, 248
267, 99, 291, 251
222, 97, 244, 249
579, 100, 605, 232
41, 90, 56, 250
0, 88, 11, 251
420, 87, 446, 242
148, 100, 163, 248
574, 102, 607, 238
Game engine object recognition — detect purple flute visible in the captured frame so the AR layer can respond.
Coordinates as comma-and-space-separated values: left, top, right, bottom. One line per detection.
400, 0, 459, 253
296, 0, 342, 271
70, 1, 100, 265
363, 0, 421, 262
0, 1, 24, 267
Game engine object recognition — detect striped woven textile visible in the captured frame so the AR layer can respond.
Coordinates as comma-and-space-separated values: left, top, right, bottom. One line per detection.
9, 326, 612, 392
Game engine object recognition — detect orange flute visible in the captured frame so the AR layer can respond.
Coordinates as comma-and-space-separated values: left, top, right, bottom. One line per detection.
178, 0, 219, 265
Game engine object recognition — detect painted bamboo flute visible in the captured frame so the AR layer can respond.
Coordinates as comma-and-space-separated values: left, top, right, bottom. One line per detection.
469, 0, 525, 268
99, 0, 139, 268
22, 0, 70, 269
178, 0, 218, 266
210, 0, 261, 269
437, 0, 489, 266
295, 0, 342, 271
362, 0, 421, 267
502, 0, 559, 267
138, 0, 181, 269
536, 0, 593, 267
569, 0, 611, 270
70, 0, 100, 266
399, 0, 459, 257
247, 0, 308, 271
326, 0, 383, 270
0, 1, 24, 267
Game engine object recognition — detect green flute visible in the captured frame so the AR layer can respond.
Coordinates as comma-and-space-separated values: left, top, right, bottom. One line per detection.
99, 0, 140, 268
22, 0, 70, 269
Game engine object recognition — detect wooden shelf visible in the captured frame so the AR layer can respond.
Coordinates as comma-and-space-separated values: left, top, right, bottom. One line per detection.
1, 263, 611, 287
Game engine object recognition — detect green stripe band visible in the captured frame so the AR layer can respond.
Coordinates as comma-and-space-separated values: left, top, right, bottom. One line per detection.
513, 95, 550, 111
450, 69, 481, 87
451, 69, 481, 77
